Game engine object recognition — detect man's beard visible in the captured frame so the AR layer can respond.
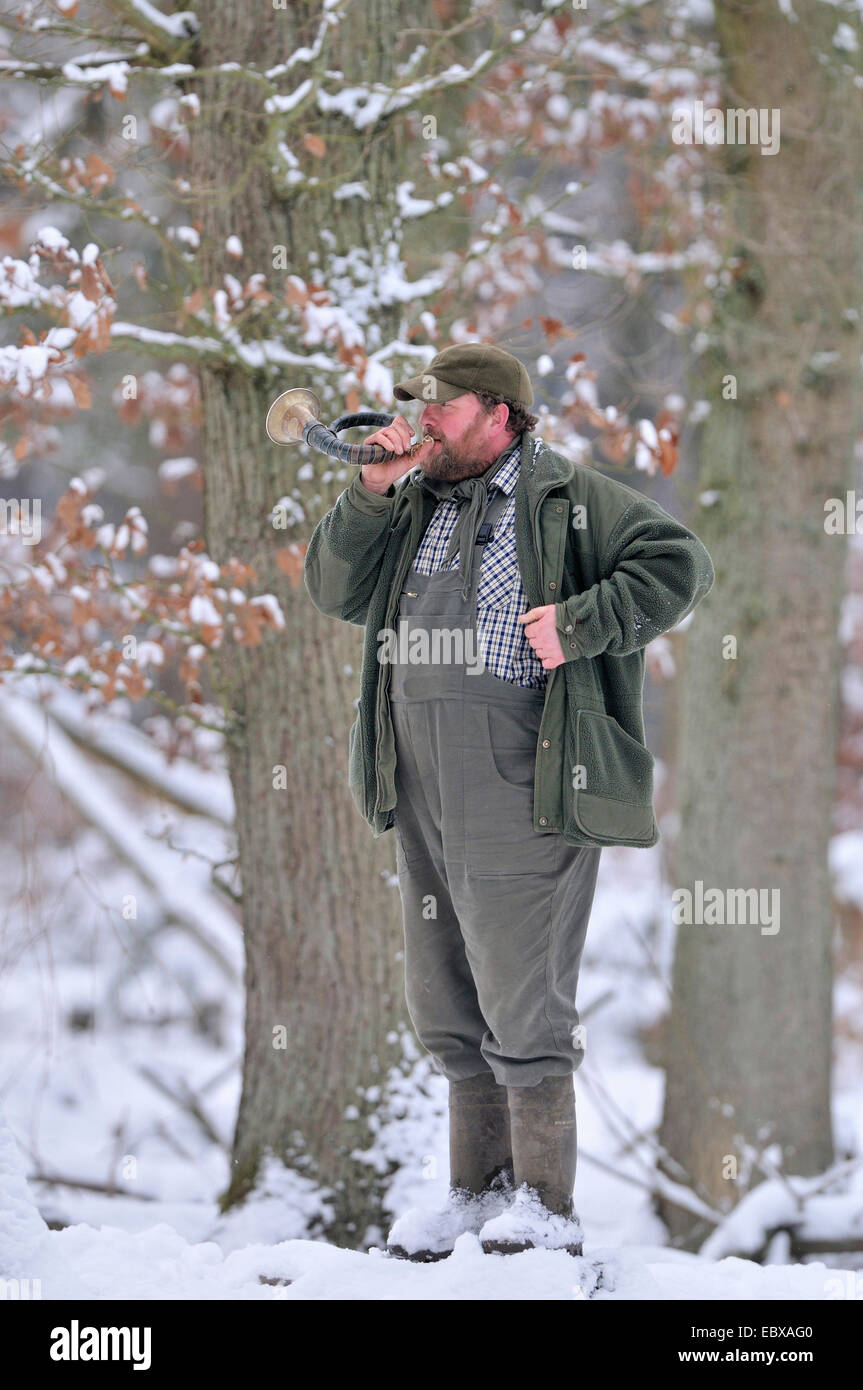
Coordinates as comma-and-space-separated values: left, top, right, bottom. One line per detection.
419, 428, 499, 483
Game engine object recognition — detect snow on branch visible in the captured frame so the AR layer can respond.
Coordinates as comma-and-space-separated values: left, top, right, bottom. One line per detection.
546, 236, 721, 291
34, 680, 234, 826
699, 1155, 863, 1261
264, 0, 347, 76
0, 476, 286, 741
274, 1, 569, 133
101, 0, 199, 51
109, 321, 228, 361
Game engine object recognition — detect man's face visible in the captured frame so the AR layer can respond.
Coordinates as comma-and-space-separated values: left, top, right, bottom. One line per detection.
416, 392, 507, 481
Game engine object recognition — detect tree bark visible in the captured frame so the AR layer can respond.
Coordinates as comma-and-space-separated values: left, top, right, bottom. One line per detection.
186, 0, 415, 1244
659, 0, 863, 1246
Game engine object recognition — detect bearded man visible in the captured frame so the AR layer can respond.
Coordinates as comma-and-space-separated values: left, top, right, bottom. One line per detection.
304, 343, 714, 1260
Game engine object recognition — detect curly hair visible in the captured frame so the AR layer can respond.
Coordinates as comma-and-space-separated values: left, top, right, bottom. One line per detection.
473, 389, 538, 436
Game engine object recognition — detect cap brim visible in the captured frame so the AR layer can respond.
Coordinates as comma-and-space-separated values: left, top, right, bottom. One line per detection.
393, 373, 466, 404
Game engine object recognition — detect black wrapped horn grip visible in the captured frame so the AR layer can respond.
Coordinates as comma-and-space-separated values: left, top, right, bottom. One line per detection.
302, 411, 412, 466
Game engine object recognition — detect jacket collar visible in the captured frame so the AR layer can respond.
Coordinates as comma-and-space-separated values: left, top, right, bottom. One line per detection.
520, 434, 576, 494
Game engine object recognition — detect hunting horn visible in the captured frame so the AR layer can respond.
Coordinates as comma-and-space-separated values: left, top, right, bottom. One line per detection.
265, 387, 433, 466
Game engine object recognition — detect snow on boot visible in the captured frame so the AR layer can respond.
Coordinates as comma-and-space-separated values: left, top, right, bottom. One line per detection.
386, 1176, 513, 1262
481, 1073, 582, 1256
387, 1070, 513, 1262
479, 1182, 585, 1256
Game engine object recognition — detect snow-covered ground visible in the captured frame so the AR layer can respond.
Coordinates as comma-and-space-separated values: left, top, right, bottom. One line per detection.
2, 685, 862, 1301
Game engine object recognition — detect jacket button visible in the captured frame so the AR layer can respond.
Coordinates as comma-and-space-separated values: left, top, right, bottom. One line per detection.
555, 505, 562, 513
564, 623, 573, 633
541, 738, 550, 749
539, 816, 548, 826
548, 581, 556, 590
570, 641, 577, 649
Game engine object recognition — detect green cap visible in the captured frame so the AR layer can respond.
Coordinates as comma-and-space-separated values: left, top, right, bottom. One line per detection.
393, 343, 533, 410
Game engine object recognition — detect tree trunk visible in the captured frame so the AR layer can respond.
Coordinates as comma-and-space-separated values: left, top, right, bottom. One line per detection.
659, 0, 863, 1246
187, 0, 416, 1245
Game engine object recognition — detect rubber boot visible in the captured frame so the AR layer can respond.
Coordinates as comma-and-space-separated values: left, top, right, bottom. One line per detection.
448, 1070, 515, 1194
480, 1073, 583, 1256
386, 1071, 513, 1261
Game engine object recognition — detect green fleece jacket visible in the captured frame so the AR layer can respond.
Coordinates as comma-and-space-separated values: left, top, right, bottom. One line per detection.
303, 432, 715, 848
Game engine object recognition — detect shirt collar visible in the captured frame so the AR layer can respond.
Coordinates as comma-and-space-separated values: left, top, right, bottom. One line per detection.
490, 435, 522, 494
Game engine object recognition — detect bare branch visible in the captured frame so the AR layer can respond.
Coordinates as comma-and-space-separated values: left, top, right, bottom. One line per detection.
27, 1170, 158, 1200
135, 1064, 227, 1149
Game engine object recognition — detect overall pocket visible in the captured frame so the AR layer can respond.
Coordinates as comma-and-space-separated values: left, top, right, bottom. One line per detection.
486, 700, 543, 788
462, 701, 557, 875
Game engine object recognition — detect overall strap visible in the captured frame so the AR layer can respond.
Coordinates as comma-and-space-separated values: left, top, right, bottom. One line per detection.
474, 486, 512, 547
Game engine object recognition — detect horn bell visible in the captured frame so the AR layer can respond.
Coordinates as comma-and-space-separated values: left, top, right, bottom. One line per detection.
266, 387, 322, 444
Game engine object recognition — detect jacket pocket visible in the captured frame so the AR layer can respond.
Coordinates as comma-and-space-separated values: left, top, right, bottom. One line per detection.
347, 711, 368, 821
566, 708, 658, 846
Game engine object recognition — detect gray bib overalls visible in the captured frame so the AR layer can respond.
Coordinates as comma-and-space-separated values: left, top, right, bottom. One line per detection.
389, 480, 601, 1088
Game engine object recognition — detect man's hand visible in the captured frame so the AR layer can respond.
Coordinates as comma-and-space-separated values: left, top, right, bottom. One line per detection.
358, 414, 435, 495
517, 604, 567, 669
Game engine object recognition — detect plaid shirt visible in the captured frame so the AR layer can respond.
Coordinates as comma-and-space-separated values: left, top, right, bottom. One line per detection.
411, 442, 548, 688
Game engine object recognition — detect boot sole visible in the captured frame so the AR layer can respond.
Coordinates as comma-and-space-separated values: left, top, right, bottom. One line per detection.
481, 1239, 583, 1257
386, 1243, 453, 1263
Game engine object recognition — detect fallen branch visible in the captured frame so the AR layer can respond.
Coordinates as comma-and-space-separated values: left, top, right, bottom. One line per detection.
0, 691, 242, 982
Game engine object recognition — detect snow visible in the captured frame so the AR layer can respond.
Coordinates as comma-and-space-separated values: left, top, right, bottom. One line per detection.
700, 1170, 863, 1261
1, 731, 860, 1303
35, 225, 73, 254
60, 60, 131, 96
395, 182, 435, 217
830, 831, 863, 908
316, 53, 494, 132
1, 1110, 856, 1300
158, 456, 199, 482
1, 255, 62, 310
333, 182, 370, 201
188, 594, 222, 629
0, 342, 63, 396
169, 225, 200, 249
476, 1186, 585, 1251
833, 22, 859, 51
248, 594, 285, 628
124, 0, 199, 39
264, 79, 314, 116
110, 321, 224, 359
